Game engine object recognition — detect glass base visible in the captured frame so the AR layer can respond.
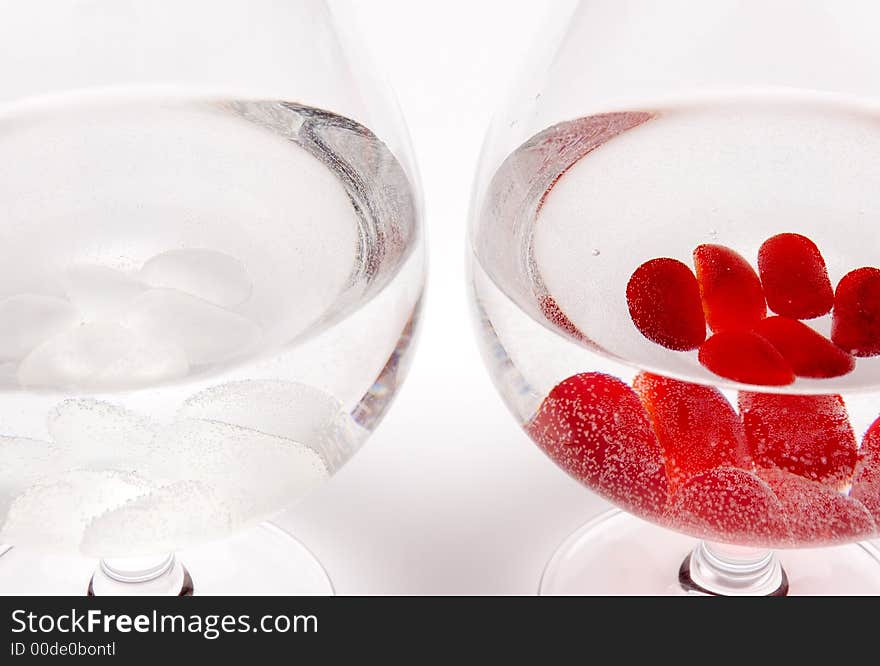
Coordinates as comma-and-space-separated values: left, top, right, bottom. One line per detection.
0, 523, 333, 596
540, 510, 880, 596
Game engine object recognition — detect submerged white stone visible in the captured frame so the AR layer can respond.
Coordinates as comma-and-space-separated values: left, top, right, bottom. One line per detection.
178, 380, 359, 474
140, 249, 253, 308
148, 419, 329, 516
81, 481, 244, 558
0, 295, 79, 362
17, 321, 189, 390
122, 289, 261, 367
61, 265, 147, 321
0, 437, 63, 527
96, 336, 189, 388
47, 399, 158, 474
0, 470, 150, 552
80, 419, 332, 556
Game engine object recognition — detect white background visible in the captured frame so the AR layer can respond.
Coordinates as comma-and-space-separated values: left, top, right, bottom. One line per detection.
277, 0, 608, 595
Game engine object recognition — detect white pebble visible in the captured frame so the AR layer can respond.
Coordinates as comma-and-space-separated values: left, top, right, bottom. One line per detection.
17, 322, 132, 390
47, 399, 158, 473
140, 249, 253, 308
149, 419, 329, 516
81, 481, 247, 557
178, 380, 360, 474
0, 437, 63, 525
96, 336, 189, 388
0, 294, 79, 362
122, 289, 262, 367
18, 321, 190, 391
61, 265, 147, 321
0, 470, 150, 553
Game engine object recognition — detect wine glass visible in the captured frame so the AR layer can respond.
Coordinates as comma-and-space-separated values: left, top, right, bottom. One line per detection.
0, 0, 424, 595
469, 0, 880, 596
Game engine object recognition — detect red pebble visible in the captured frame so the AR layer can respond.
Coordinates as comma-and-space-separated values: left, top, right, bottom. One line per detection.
759, 233, 834, 319
853, 418, 880, 521
694, 245, 767, 333
739, 393, 858, 490
758, 469, 876, 546
627, 259, 706, 352
856, 417, 880, 487
667, 467, 790, 547
853, 484, 880, 523
634, 373, 751, 493
754, 317, 855, 379
527, 373, 669, 518
832, 268, 880, 358
539, 296, 585, 341
699, 331, 795, 386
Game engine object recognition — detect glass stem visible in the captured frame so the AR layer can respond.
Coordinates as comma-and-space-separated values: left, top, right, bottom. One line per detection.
88, 553, 193, 596
680, 541, 789, 597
